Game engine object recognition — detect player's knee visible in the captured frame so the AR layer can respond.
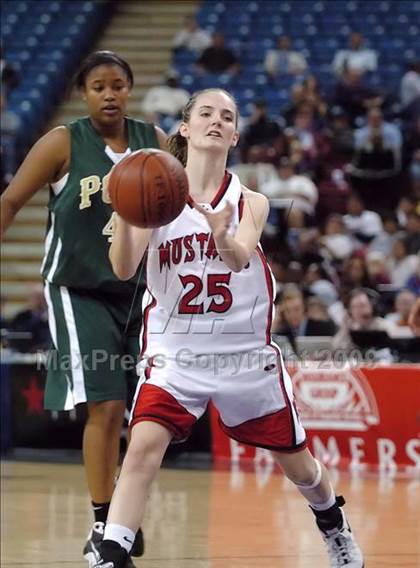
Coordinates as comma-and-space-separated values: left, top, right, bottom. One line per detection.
87, 400, 125, 432
288, 459, 322, 488
124, 439, 163, 477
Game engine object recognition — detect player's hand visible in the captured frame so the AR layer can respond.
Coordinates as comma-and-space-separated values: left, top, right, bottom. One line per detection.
193, 200, 234, 240
408, 297, 420, 336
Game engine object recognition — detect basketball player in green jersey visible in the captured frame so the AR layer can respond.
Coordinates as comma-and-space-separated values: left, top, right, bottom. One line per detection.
0, 51, 167, 567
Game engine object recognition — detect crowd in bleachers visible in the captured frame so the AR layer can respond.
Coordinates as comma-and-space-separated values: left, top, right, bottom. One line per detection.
1, 0, 419, 361
160, 1, 419, 360
0, 0, 115, 191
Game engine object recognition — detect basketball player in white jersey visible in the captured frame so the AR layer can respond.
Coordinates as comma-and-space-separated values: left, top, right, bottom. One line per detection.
92, 89, 364, 568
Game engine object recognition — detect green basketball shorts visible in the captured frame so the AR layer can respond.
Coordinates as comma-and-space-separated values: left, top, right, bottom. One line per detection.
43, 282, 143, 410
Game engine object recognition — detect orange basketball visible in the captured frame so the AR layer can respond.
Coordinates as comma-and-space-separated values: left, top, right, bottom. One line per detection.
108, 148, 189, 228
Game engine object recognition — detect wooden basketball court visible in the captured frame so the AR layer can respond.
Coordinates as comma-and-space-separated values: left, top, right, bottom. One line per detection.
1, 460, 419, 567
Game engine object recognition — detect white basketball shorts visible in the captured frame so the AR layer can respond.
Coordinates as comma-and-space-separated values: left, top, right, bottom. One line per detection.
130, 343, 306, 452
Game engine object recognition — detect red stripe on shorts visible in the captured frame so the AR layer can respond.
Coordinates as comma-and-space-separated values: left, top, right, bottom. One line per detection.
130, 383, 197, 442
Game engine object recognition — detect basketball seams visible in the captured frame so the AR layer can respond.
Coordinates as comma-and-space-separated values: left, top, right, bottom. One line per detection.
140, 153, 153, 225
156, 155, 175, 226
110, 151, 145, 224
108, 149, 188, 228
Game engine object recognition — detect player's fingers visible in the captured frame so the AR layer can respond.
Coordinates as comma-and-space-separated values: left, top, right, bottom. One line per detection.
225, 201, 234, 214
219, 201, 233, 220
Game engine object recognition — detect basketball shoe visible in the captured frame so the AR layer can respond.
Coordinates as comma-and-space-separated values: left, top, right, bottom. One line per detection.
91, 540, 130, 568
83, 522, 137, 568
318, 510, 364, 567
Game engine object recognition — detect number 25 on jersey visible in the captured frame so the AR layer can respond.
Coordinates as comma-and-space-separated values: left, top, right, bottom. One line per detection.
179, 273, 232, 314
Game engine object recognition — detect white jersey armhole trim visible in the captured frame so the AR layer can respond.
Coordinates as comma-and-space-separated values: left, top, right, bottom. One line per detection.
50, 173, 69, 195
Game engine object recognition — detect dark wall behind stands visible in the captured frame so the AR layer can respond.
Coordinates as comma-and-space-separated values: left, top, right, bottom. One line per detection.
0, 361, 210, 455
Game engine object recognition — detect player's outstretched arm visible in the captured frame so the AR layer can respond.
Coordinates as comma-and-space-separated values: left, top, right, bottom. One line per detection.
0, 127, 69, 238
109, 214, 152, 280
195, 187, 269, 272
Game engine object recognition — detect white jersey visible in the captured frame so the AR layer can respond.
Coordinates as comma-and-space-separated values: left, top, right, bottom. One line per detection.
140, 172, 275, 357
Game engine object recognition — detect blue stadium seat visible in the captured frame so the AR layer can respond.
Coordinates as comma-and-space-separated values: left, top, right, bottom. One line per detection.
3, 0, 114, 161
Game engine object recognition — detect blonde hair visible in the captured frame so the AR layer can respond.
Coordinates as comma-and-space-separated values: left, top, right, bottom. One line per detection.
167, 88, 238, 166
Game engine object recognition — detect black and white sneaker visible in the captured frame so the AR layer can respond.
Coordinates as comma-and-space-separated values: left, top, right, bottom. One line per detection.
318, 510, 364, 567
84, 522, 106, 566
84, 523, 137, 568
91, 540, 129, 568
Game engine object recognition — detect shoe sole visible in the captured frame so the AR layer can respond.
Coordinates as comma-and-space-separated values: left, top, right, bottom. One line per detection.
84, 550, 137, 568
83, 550, 96, 568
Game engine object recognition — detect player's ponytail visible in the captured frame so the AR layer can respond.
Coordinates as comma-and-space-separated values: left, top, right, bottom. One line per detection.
168, 131, 188, 167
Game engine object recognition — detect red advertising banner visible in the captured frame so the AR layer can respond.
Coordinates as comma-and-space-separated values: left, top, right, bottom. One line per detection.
210, 364, 420, 475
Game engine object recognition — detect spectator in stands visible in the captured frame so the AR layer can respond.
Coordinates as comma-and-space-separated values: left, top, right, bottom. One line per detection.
316, 107, 354, 218
140, 70, 190, 124
320, 213, 354, 261
400, 60, 420, 116
259, 157, 318, 234
172, 14, 211, 54
387, 237, 419, 288
301, 75, 328, 124
287, 105, 329, 174
396, 196, 417, 227
365, 250, 391, 288
304, 263, 338, 307
273, 284, 337, 340
404, 212, 420, 254
1, 47, 21, 191
195, 32, 240, 76
332, 288, 391, 357
332, 32, 378, 78
343, 192, 383, 245
284, 76, 327, 128
283, 83, 306, 126
264, 35, 307, 81
348, 107, 402, 209
385, 288, 417, 328
325, 106, 354, 165
240, 99, 283, 162
369, 211, 400, 256
8, 283, 50, 352
295, 228, 325, 267
306, 296, 332, 322
333, 69, 382, 126
285, 261, 305, 285
341, 256, 375, 291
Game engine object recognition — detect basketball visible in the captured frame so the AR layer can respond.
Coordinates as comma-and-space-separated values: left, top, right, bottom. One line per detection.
108, 148, 189, 228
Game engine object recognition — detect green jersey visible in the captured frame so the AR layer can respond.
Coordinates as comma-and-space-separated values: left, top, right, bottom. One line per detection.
41, 117, 158, 294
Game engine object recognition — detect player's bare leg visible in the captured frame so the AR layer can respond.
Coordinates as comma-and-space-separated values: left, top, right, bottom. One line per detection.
89, 421, 172, 566
108, 421, 172, 530
83, 400, 125, 566
84, 400, 126, 503
273, 448, 364, 567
